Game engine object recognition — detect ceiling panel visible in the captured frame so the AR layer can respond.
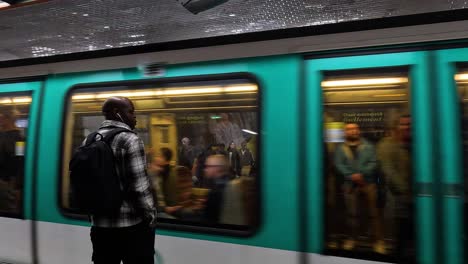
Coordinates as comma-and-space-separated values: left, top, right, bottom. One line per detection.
0, 0, 467, 62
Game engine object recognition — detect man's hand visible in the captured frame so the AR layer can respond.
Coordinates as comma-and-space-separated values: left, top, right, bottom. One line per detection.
146, 211, 157, 228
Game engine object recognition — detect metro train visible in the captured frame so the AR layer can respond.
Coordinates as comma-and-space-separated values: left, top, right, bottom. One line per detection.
1, 18, 468, 264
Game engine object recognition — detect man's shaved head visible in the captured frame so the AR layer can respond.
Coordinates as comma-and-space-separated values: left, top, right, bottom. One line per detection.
102, 96, 137, 129
102, 97, 129, 118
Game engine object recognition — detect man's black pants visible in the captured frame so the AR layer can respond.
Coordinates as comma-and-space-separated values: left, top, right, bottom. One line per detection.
91, 221, 155, 264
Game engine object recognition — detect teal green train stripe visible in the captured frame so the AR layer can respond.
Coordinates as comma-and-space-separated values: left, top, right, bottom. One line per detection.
305, 52, 437, 263
34, 55, 303, 252
0, 81, 43, 220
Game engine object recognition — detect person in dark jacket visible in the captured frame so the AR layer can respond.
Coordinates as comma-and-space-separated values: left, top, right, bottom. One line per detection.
178, 137, 195, 169
167, 154, 230, 224
202, 154, 230, 223
377, 115, 413, 261
227, 141, 241, 177
239, 141, 254, 167
0, 109, 24, 213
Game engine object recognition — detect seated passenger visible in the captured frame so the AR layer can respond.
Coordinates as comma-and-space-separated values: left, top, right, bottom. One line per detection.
167, 154, 231, 224
220, 174, 257, 226
333, 123, 385, 254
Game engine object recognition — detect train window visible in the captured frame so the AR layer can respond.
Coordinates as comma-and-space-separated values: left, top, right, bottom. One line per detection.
0, 93, 31, 217
60, 76, 259, 234
322, 69, 414, 261
455, 70, 468, 254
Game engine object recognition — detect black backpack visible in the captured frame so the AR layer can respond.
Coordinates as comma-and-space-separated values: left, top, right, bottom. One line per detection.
69, 128, 132, 216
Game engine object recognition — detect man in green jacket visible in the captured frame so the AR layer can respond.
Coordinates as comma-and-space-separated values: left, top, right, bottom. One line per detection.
334, 123, 385, 254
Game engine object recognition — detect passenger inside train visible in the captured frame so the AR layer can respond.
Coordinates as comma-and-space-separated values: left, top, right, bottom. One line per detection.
323, 69, 414, 261
0, 101, 29, 216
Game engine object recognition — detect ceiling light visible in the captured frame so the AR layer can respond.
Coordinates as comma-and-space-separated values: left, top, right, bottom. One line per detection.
372, 93, 406, 97
12, 97, 32, 103
72, 94, 95, 100
455, 73, 468, 81
158, 87, 223, 95
72, 84, 258, 101
0, 96, 32, 104
321, 77, 408, 88
223, 85, 257, 92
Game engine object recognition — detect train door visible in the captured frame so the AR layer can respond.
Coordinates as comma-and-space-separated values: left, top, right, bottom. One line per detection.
433, 48, 467, 264
0, 79, 43, 264
304, 52, 437, 263
150, 113, 177, 162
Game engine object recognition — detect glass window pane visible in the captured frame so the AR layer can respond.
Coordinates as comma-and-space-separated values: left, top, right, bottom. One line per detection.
323, 69, 414, 261
455, 70, 468, 255
0, 93, 32, 217
61, 78, 259, 232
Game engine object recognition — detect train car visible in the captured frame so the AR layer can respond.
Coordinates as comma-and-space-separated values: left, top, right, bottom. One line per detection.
1, 18, 468, 264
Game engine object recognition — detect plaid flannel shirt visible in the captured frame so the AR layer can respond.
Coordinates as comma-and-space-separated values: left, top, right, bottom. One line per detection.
88, 120, 157, 228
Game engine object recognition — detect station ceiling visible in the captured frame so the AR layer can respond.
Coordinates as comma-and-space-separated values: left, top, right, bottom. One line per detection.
0, 0, 467, 63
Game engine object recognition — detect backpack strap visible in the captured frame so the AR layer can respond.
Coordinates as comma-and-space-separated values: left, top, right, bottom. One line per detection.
85, 132, 101, 146
102, 127, 134, 145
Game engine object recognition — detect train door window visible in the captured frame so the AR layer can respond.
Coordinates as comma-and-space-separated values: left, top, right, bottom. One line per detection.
322, 68, 414, 260
60, 75, 260, 235
0, 93, 32, 217
455, 69, 468, 254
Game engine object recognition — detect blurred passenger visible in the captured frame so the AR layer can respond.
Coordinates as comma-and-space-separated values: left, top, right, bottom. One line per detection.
164, 166, 203, 221
215, 143, 228, 156
0, 109, 24, 213
178, 137, 195, 169
193, 145, 216, 187
149, 148, 178, 210
377, 115, 413, 262
168, 154, 231, 224
239, 140, 254, 168
334, 123, 384, 253
0, 109, 24, 182
202, 154, 231, 223
227, 141, 241, 177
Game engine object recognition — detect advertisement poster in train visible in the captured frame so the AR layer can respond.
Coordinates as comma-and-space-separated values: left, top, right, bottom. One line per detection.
326, 108, 390, 143
342, 110, 385, 141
